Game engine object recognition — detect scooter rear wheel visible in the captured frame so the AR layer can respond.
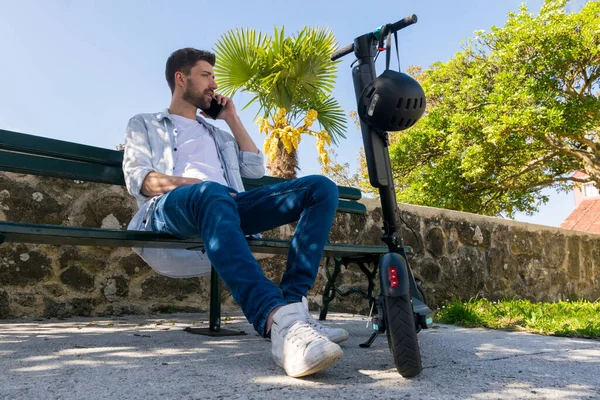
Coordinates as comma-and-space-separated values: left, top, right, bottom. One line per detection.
384, 293, 423, 377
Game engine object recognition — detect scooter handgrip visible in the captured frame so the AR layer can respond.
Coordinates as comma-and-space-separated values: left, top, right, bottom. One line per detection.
331, 43, 354, 61
389, 14, 418, 33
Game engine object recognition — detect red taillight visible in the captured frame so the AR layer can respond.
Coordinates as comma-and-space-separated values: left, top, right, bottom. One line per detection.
388, 266, 399, 289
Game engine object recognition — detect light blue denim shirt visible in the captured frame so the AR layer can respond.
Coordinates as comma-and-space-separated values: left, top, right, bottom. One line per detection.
122, 109, 265, 277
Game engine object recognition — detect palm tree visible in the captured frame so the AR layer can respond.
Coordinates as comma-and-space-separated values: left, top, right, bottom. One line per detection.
214, 26, 346, 178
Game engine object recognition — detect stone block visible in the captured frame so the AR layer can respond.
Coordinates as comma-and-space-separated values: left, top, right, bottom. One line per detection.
60, 266, 95, 292
0, 247, 53, 286
103, 275, 129, 301
0, 289, 9, 318
424, 226, 445, 258
141, 275, 203, 299
120, 254, 152, 276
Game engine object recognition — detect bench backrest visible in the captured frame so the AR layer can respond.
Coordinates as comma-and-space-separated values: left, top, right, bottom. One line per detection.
0, 129, 366, 215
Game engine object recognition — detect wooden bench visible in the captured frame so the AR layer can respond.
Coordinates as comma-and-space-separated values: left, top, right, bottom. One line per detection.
0, 128, 392, 335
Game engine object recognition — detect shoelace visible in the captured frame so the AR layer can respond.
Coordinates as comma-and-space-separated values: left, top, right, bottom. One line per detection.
285, 322, 325, 346
306, 316, 330, 333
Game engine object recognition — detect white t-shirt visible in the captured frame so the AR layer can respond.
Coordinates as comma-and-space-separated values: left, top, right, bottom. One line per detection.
170, 114, 227, 186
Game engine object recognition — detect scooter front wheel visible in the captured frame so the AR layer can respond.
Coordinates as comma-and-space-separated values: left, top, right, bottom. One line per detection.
384, 293, 423, 377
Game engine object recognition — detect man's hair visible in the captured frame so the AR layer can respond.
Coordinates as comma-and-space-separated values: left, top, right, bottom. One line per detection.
165, 48, 216, 94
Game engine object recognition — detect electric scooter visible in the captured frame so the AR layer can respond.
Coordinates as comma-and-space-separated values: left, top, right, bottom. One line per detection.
331, 14, 433, 378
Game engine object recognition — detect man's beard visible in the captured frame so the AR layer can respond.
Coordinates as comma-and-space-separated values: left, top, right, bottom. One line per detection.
183, 81, 212, 109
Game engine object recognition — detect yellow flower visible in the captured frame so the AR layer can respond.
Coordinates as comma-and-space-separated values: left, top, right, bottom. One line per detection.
315, 138, 329, 166
318, 130, 331, 146
292, 135, 300, 150
304, 109, 318, 126
267, 136, 279, 162
273, 108, 287, 127
255, 107, 332, 161
263, 135, 273, 155
258, 118, 273, 135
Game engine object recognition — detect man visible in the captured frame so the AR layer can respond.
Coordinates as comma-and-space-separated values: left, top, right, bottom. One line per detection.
122, 48, 349, 378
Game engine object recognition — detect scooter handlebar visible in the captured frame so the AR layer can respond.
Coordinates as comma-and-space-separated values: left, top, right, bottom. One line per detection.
331, 43, 355, 61
330, 14, 418, 61
389, 14, 418, 34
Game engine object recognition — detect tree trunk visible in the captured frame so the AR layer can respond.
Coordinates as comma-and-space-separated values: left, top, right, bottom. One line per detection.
267, 141, 298, 179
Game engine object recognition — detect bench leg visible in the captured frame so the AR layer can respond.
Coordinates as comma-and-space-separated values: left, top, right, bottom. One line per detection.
319, 256, 379, 321
183, 266, 246, 337
357, 259, 378, 312
319, 257, 343, 321
209, 266, 222, 331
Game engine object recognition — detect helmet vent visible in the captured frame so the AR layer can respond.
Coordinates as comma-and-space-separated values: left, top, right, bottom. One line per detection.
405, 119, 412, 128
396, 97, 404, 109
420, 97, 424, 108
397, 118, 404, 129
366, 87, 376, 99
405, 98, 412, 110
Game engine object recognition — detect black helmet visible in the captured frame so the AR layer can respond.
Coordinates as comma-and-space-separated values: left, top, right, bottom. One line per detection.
358, 69, 426, 132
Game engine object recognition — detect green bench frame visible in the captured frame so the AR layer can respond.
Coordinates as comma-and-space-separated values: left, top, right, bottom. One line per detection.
0, 128, 389, 335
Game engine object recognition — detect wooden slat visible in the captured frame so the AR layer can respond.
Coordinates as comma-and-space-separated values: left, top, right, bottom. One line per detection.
243, 176, 361, 200
0, 150, 125, 185
0, 221, 388, 258
338, 200, 366, 214
336, 186, 361, 201
0, 129, 122, 165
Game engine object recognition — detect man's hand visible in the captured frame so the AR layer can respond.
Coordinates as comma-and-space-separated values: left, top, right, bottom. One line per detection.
213, 94, 237, 124
199, 94, 237, 123
141, 172, 202, 197
141, 172, 237, 198
201, 93, 259, 154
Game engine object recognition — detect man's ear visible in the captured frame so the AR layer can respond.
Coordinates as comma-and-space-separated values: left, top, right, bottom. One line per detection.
174, 71, 186, 90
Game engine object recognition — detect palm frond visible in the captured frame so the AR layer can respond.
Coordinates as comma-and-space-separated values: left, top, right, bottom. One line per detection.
308, 95, 347, 145
213, 28, 268, 97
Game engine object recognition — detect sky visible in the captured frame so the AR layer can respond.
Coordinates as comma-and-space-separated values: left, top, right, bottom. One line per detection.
0, 0, 584, 227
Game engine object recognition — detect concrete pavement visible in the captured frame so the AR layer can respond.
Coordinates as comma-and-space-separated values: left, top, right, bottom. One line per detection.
1, 311, 599, 400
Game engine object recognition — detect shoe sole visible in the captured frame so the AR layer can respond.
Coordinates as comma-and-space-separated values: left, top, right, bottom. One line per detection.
330, 334, 349, 344
277, 347, 344, 378
267, 334, 349, 344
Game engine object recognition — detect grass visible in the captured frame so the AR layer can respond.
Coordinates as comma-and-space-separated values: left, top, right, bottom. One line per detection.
434, 297, 600, 339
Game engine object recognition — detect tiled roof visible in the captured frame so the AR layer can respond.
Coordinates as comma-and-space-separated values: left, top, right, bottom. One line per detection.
560, 199, 600, 234
572, 170, 590, 180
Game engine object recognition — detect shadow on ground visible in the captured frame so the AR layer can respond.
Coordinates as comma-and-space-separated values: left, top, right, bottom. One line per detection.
1, 312, 598, 399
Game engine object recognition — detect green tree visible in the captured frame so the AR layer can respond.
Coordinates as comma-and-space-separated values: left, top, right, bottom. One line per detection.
325, 0, 599, 216
214, 26, 346, 178
391, 0, 600, 217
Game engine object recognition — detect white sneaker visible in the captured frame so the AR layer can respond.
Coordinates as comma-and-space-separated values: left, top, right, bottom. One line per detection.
301, 299, 350, 344
271, 300, 343, 378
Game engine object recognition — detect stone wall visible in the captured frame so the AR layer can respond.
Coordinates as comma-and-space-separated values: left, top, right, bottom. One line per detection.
0, 171, 598, 320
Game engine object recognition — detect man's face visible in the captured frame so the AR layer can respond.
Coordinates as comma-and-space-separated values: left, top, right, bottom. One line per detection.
181, 60, 218, 109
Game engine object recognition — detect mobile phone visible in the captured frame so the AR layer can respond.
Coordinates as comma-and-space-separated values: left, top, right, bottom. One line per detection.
201, 98, 223, 119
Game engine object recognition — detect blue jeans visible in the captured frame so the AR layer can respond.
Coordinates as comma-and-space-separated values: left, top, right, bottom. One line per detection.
150, 175, 339, 337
